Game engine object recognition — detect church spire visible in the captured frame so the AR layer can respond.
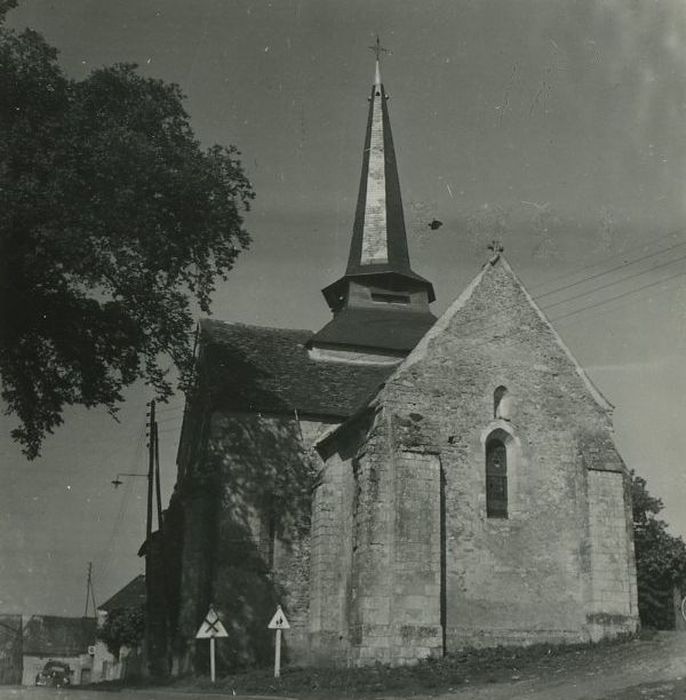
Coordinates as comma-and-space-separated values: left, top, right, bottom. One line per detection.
320, 42, 435, 312
351, 44, 394, 269
312, 43, 436, 360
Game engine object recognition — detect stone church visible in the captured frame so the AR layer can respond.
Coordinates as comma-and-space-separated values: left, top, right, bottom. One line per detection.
157, 55, 638, 672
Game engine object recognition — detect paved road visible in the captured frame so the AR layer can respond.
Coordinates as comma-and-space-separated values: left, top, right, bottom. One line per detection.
0, 690, 289, 700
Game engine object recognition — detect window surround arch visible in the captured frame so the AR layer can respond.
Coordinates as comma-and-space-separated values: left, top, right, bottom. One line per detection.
479, 419, 516, 446
479, 420, 522, 520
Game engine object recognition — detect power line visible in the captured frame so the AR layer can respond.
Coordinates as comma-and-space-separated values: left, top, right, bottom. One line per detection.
554, 275, 683, 330
540, 252, 686, 312
529, 225, 686, 294
550, 268, 686, 323
535, 237, 686, 301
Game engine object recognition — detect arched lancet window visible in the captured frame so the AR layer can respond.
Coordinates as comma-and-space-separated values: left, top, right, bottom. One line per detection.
486, 434, 508, 518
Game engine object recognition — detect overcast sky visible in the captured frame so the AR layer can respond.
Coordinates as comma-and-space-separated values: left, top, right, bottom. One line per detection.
2, 0, 686, 617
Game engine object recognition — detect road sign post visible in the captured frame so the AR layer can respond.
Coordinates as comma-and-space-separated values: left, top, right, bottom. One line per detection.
267, 605, 290, 679
196, 604, 228, 683
274, 628, 282, 678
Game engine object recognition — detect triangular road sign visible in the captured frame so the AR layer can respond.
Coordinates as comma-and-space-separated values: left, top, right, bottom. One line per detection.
268, 605, 290, 630
196, 605, 228, 639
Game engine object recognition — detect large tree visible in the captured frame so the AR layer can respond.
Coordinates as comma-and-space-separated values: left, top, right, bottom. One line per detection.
631, 472, 686, 629
98, 605, 145, 660
0, 5, 254, 458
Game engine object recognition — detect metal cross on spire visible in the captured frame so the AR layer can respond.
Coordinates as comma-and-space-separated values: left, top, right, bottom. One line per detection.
369, 35, 389, 63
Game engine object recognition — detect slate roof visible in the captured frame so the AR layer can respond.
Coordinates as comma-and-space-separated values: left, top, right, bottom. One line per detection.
201, 319, 396, 417
23, 616, 96, 657
346, 82, 411, 277
99, 574, 146, 613
311, 306, 436, 353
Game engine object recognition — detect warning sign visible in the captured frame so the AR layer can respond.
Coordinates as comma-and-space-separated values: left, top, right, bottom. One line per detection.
196, 605, 228, 639
267, 605, 290, 630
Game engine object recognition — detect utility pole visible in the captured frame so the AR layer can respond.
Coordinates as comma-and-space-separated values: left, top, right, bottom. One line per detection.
145, 400, 156, 675
83, 562, 97, 617
154, 421, 163, 529
108, 401, 161, 674
147, 400, 155, 553
153, 417, 171, 676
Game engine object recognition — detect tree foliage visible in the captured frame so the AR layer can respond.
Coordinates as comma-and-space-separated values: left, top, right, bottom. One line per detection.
631, 471, 686, 629
0, 12, 254, 457
97, 606, 145, 659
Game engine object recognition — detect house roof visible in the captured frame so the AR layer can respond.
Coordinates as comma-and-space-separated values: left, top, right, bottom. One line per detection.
23, 616, 96, 657
200, 319, 396, 417
99, 574, 146, 612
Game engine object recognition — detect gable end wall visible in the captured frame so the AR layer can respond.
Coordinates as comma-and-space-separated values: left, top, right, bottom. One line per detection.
373, 260, 637, 649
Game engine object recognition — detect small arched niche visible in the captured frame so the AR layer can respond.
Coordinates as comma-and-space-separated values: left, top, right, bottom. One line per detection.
493, 385, 513, 421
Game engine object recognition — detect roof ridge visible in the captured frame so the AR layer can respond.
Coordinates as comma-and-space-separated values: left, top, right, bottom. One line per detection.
200, 318, 315, 336
499, 257, 612, 411
332, 305, 437, 317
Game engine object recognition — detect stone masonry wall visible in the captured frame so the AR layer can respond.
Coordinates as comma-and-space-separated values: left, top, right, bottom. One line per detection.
176, 488, 216, 674
624, 475, 639, 624
309, 448, 354, 664
201, 411, 322, 668
349, 427, 396, 664
318, 410, 444, 667
586, 470, 638, 640
390, 449, 443, 663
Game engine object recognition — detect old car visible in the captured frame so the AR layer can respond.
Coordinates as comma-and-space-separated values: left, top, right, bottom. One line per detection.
35, 660, 72, 687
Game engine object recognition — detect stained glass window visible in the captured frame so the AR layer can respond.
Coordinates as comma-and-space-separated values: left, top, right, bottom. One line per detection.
486, 436, 508, 518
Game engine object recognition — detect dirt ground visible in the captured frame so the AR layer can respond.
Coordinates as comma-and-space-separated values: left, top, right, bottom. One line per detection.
416, 632, 686, 700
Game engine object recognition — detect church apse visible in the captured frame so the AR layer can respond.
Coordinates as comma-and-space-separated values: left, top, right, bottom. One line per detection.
377, 256, 637, 650
311, 254, 637, 664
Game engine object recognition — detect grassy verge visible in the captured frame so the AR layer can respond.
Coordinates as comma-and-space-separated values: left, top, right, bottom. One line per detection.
166, 635, 636, 697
